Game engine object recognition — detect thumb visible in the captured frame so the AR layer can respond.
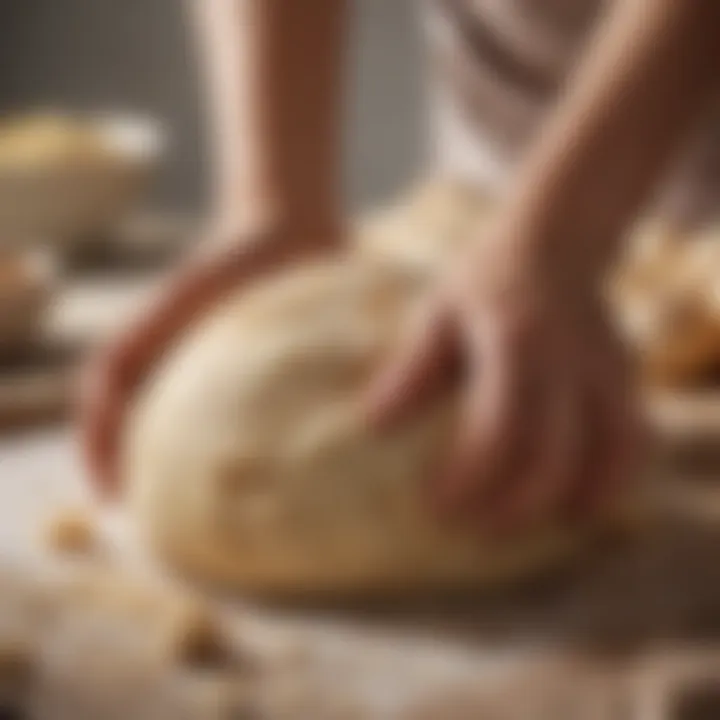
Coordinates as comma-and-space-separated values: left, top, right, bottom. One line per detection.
365, 300, 456, 428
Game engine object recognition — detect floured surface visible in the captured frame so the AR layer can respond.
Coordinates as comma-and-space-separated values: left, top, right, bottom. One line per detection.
1, 431, 720, 717
1, 557, 720, 720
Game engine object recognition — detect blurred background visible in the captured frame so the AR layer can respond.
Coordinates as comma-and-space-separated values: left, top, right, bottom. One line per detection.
1, 2, 720, 717
0, 0, 424, 213
0, 0, 429, 431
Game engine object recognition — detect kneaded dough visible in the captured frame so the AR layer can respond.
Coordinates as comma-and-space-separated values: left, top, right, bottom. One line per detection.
126, 258, 619, 599
356, 177, 492, 272
611, 228, 720, 386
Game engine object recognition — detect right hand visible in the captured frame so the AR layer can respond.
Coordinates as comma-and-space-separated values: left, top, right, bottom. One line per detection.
367, 230, 645, 534
80, 218, 342, 497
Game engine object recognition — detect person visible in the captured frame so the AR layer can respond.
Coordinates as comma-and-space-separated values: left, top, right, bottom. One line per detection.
81, 0, 720, 533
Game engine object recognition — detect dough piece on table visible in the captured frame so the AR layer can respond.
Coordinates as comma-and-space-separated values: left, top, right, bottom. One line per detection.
613, 278, 720, 386
162, 601, 233, 668
44, 507, 99, 557
125, 258, 626, 600
612, 230, 720, 386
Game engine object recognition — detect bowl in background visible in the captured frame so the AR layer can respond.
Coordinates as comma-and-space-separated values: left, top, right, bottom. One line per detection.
0, 112, 165, 254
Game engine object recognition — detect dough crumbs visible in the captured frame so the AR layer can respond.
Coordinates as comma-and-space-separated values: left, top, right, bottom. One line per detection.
164, 602, 233, 669
0, 639, 34, 690
44, 508, 98, 557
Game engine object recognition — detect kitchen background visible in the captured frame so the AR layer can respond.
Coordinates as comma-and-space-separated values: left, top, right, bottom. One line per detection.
0, 0, 425, 215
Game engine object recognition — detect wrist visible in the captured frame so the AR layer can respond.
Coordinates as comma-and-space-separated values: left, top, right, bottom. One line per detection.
209, 192, 344, 251
493, 205, 618, 293
469, 214, 610, 305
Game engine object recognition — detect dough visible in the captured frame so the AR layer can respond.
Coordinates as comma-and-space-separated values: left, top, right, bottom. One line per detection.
126, 258, 619, 599
356, 177, 492, 272
612, 229, 720, 386
132, 178, 720, 599
44, 507, 98, 557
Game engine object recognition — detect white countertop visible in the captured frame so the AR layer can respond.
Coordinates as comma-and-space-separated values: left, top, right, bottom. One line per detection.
0, 427, 89, 556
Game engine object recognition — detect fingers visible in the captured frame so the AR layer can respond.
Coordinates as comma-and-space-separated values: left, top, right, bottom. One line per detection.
568, 371, 646, 520
79, 235, 296, 495
365, 299, 456, 428
562, 313, 646, 518
446, 333, 644, 534
437, 320, 526, 512
479, 348, 644, 532
481, 359, 580, 534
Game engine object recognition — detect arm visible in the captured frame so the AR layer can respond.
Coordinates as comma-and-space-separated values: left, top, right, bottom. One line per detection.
504, 0, 720, 283
191, 0, 346, 233
115, 0, 348, 381
371, 0, 720, 530
83, 0, 348, 492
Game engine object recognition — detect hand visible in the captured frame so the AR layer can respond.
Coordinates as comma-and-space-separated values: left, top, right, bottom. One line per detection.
367, 242, 646, 534
80, 218, 342, 497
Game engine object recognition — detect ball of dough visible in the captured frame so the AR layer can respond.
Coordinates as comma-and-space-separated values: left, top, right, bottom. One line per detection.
125, 259, 613, 600
613, 278, 720, 386
612, 231, 720, 386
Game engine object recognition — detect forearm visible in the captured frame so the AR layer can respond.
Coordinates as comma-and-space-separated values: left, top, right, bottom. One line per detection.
189, 0, 347, 233
503, 0, 720, 283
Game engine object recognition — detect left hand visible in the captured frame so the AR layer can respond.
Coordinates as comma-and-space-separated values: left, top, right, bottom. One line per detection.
80, 215, 342, 496
366, 241, 646, 534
